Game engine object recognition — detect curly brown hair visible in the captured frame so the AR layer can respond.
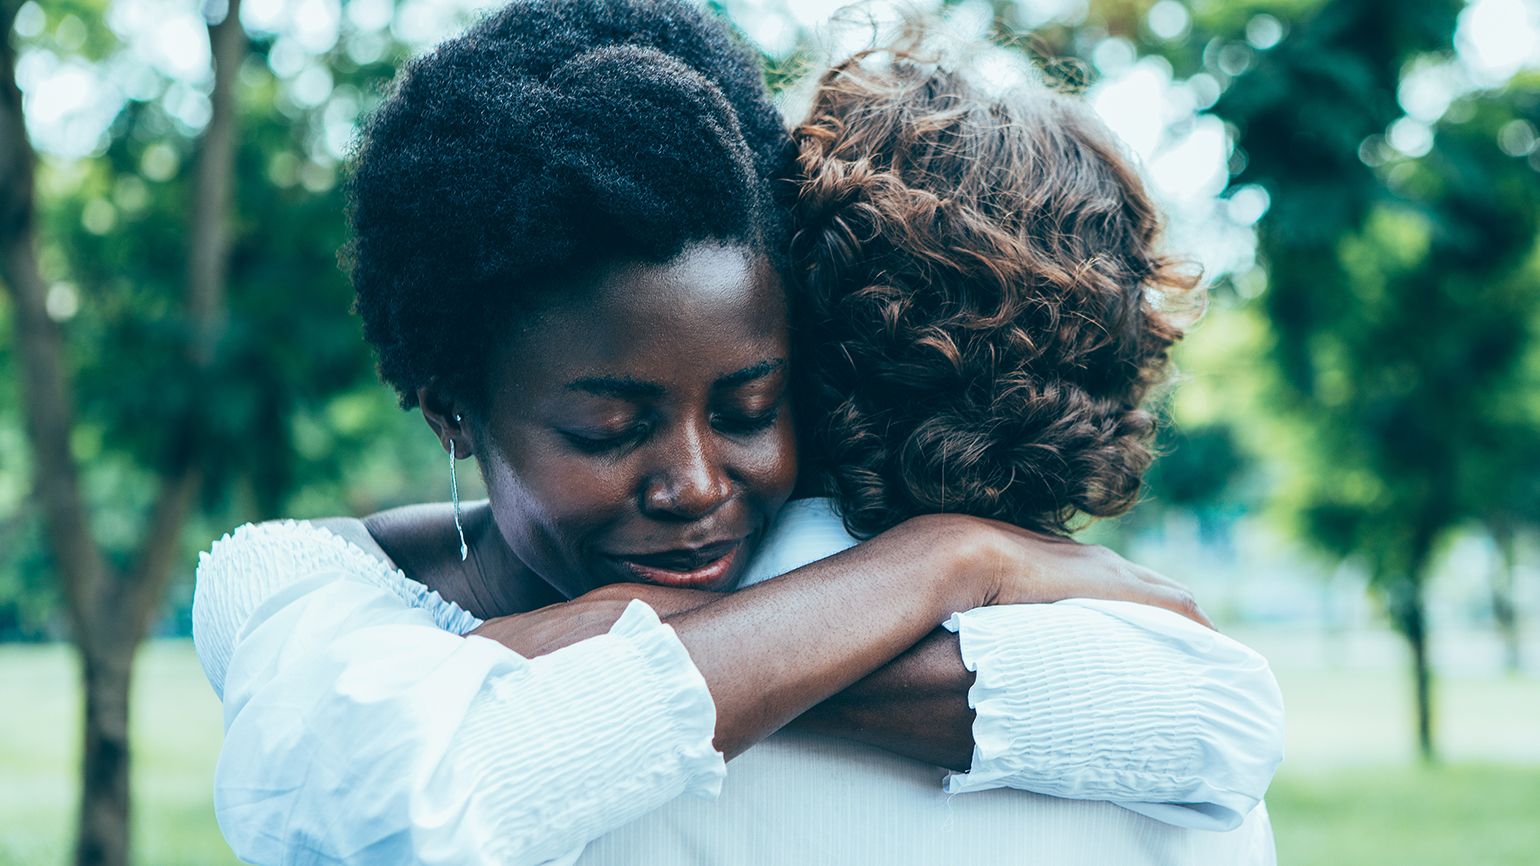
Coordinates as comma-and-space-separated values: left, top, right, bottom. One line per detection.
789, 43, 1201, 538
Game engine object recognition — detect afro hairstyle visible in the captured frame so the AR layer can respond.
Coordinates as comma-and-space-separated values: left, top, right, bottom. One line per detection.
346, 0, 793, 416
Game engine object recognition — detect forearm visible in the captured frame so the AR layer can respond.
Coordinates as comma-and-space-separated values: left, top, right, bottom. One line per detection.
790, 627, 976, 770
584, 585, 980, 768
475, 507, 1258, 802
565, 582, 976, 766
514, 517, 983, 758
667, 515, 981, 758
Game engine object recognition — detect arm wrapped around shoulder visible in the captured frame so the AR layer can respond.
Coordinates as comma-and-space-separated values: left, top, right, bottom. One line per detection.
194, 523, 724, 865
942, 598, 1285, 831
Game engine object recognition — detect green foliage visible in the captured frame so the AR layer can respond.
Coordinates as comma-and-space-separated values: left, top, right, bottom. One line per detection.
1199, 0, 1540, 757
3, 0, 1535, 667
1236, 70, 1539, 583
1146, 421, 1248, 513
0, 2, 448, 638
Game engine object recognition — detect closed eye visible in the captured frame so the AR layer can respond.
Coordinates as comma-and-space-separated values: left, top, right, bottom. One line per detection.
560, 424, 652, 454
713, 408, 780, 436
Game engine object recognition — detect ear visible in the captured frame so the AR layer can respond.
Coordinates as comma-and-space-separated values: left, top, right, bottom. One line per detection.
417, 384, 476, 458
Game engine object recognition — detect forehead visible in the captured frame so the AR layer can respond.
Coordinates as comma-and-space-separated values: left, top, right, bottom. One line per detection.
490, 243, 787, 396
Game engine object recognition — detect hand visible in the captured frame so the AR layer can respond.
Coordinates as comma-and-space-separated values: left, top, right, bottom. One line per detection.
908, 514, 1214, 628
467, 583, 720, 658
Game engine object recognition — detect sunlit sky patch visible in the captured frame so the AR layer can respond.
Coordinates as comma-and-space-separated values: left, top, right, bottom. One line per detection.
1457, 0, 1540, 85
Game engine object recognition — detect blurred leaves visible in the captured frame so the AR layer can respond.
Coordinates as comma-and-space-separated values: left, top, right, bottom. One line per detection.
0, 0, 446, 639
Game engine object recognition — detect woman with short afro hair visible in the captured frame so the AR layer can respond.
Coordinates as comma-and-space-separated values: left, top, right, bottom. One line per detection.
345, 0, 793, 424
192, 3, 1282, 864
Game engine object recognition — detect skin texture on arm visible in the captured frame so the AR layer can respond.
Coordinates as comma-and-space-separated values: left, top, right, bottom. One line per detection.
472, 514, 1210, 764
472, 514, 981, 759
471, 588, 980, 766
789, 628, 975, 770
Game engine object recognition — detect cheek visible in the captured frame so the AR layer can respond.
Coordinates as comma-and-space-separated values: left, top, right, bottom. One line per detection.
738, 416, 799, 504
489, 436, 638, 552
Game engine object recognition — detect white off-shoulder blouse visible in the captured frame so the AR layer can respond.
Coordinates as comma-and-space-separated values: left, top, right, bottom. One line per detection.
192, 497, 1284, 865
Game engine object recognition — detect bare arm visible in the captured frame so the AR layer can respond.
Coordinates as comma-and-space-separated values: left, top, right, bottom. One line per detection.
472, 515, 1207, 761
788, 628, 976, 769
474, 586, 976, 765
472, 514, 985, 758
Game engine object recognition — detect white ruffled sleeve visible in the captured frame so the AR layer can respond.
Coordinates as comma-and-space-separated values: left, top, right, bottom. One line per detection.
741, 498, 1285, 831
193, 521, 725, 866
941, 598, 1285, 831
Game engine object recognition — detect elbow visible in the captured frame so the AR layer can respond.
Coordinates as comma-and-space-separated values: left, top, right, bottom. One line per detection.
1191, 654, 1287, 831
1252, 660, 1288, 791
1239, 653, 1287, 789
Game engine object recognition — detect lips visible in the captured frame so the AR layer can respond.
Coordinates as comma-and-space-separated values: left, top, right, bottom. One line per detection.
610, 539, 744, 588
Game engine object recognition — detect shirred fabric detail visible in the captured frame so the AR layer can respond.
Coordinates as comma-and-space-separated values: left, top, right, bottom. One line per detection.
741, 497, 1284, 830
438, 602, 726, 864
194, 520, 482, 698
942, 599, 1285, 830
194, 522, 726, 865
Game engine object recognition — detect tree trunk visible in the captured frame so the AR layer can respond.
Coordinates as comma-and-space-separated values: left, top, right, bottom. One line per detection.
1403, 582, 1434, 762
1490, 522, 1521, 674
3, 11, 130, 864
2, 4, 245, 864
74, 648, 135, 866
1386, 523, 1438, 764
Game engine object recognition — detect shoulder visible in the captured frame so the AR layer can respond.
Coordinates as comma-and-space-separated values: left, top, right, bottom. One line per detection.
355, 500, 548, 619
253, 501, 551, 620
356, 501, 492, 605
193, 514, 487, 695
191, 518, 411, 698
307, 516, 399, 570
357, 501, 473, 576
194, 518, 416, 618
221, 502, 474, 583
738, 498, 861, 588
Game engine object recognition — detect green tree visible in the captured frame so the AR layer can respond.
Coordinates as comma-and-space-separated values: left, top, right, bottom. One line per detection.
1213, 0, 1540, 760
2, 1, 247, 860
0, 1, 448, 861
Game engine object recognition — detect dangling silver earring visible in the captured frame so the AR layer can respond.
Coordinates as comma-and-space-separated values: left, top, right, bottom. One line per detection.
450, 413, 468, 561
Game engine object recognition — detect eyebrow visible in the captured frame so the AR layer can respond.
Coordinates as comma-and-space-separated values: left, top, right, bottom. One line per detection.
714, 358, 786, 389
564, 359, 785, 399
565, 376, 666, 399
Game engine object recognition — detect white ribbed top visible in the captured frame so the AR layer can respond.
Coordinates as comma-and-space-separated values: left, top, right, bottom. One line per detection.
741, 499, 1285, 830
196, 520, 723, 865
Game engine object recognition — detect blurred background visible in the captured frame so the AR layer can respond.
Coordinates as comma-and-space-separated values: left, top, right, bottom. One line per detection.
1, 0, 1538, 863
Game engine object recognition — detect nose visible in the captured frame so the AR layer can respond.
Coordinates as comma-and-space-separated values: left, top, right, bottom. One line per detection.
641, 419, 734, 520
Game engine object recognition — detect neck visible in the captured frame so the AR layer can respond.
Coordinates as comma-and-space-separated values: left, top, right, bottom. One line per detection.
462, 501, 565, 616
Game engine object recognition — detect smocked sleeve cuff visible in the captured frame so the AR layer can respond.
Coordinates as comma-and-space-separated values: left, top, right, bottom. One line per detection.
940, 600, 1284, 831
462, 597, 726, 799
412, 599, 724, 864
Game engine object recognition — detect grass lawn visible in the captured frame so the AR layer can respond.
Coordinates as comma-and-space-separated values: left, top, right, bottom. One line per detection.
0, 642, 232, 866
1269, 764, 1540, 866
2, 638, 1537, 865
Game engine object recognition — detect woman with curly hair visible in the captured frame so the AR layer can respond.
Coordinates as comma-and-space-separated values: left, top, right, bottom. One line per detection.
788, 46, 1199, 541
191, 3, 1280, 863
